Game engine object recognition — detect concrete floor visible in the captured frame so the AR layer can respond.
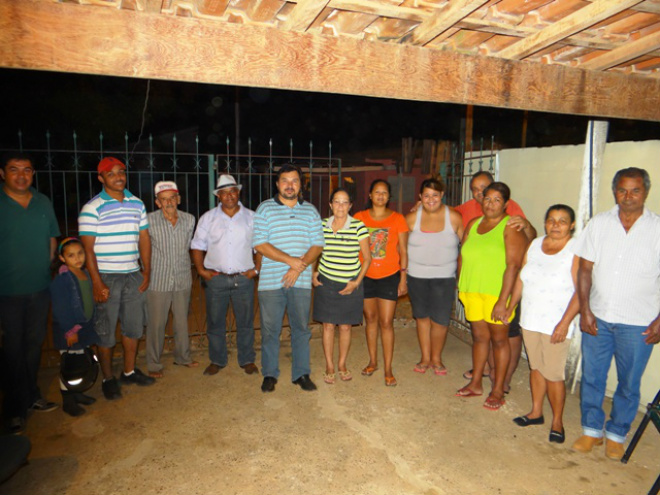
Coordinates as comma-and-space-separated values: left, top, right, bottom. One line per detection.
1, 315, 658, 495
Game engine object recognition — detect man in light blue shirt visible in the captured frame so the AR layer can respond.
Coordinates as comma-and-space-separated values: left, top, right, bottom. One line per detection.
253, 164, 324, 393
192, 175, 261, 377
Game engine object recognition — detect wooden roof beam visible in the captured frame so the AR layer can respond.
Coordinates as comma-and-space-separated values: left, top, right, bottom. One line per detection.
497, 0, 644, 60
280, 0, 330, 31
328, 0, 429, 22
2, 0, 660, 121
411, 0, 490, 46
581, 29, 660, 69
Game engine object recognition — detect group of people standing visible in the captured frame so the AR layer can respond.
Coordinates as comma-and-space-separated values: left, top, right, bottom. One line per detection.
1, 151, 658, 463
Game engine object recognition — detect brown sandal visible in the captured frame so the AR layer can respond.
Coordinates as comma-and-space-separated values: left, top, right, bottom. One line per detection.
361, 365, 378, 376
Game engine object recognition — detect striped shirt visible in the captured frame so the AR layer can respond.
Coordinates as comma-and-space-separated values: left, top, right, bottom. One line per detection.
253, 197, 325, 291
79, 189, 149, 273
147, 209, 195, 292
573, 205, 660, 326
318, 215, 368, 283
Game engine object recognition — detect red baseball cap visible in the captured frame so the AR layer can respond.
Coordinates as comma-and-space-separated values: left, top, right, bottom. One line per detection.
98, 157, 126, 173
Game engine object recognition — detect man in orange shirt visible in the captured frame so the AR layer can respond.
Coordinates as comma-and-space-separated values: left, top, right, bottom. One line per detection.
456, 171, 535, 238
457, 171, 536, 394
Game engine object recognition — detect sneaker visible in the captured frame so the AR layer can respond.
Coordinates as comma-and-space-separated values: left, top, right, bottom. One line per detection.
73, 393, 97, 405
120, 368, 156, 386
62, 392, 86, 417
8, 417, 26, 435
29, 398, 59, 413
102, 377, 122, 400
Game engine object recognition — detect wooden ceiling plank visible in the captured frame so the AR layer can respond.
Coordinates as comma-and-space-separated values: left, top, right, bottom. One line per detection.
2, 0, 660, 121
145, 0, 165, 12
497, 0, 644, 60
581, 28, 660, 68
411, 0, 491, 45
280, 0, 331, 31
328, 0, 430, 22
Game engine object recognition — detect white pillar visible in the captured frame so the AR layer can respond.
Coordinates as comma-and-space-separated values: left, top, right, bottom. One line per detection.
567, 120, 609, 391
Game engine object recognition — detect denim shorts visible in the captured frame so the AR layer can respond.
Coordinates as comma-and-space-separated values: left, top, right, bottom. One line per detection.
95, 272, 147, 347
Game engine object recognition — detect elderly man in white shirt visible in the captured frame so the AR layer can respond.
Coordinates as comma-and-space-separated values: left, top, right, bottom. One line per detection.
191, 175, 261, 376
572, 167, 660, 460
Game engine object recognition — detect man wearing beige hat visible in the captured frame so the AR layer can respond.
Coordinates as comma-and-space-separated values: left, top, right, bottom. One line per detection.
191, 174, 261, 376
146, 181, 198, 378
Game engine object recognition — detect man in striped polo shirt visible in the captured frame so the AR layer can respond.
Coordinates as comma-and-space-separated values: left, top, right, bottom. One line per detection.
253, 164, 325, 393
79, 157, 155, 401
145, 181, 198, 378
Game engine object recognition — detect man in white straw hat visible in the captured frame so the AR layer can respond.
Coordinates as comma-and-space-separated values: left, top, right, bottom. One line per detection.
191, 174, 261, 376
146, 181, 198, 378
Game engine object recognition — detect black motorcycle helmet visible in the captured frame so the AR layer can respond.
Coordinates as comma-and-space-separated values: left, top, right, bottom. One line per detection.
60, 348, 99, 392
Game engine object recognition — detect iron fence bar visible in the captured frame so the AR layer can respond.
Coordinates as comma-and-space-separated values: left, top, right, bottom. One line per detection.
46, 131, 54, 202
207, 154, 215, 211
124, 132, 130, 189
308, 140, 314, 205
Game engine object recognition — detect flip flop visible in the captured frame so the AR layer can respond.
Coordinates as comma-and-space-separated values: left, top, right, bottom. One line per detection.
455, 387, 482, 397
432, 365, 447, 376
323, 372, 336, 384
361, 365, 378, 376
148, 371, 164, 378
338, 370, 352, 381
385, 376, 398, 387
483, 396, 506, 411
174, 361, 200, 368
413, 363, 429, 374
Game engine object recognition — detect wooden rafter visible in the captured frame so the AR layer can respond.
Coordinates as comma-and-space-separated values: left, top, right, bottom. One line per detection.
328, 0, 429, 22
582, 29, 660, 69
280, 0, 331, 31
411, 0, 491, 46
497, 0, 644, 60
2, 0, 660, 120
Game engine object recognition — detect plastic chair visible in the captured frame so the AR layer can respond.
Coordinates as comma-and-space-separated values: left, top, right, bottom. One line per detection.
622, 390, 660, 495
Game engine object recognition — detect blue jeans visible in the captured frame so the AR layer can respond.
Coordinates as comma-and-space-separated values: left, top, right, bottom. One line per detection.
205, 274, 256, 367
580, 318, 654, 442
258, 288, 312, 381
0, 290, 50, 419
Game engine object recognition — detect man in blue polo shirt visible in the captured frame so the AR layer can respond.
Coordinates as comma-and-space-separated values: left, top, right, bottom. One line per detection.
79, 157, 154, 401
253, 164, 324, 393
0, 154, 60, 434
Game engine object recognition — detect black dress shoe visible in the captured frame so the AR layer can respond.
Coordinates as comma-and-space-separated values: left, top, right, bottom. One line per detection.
261, 376, 277, 393
513, 415, 545, 427
549, 428, 565, 444
292, 374, 317, 391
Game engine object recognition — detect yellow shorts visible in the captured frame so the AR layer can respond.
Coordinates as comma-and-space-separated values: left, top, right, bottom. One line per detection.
458, 292, 515, 324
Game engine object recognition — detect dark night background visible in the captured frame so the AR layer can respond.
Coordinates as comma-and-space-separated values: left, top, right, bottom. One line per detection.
2, 67, 660, 158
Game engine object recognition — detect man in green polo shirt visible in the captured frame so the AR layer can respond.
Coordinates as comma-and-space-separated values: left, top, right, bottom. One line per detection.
0, 154, 61, 434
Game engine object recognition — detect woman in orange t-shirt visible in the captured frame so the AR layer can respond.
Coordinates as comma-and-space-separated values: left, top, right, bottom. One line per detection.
354, 179, 409, 386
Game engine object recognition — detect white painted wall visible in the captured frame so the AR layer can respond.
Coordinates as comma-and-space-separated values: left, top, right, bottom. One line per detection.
498, 140, 660, 407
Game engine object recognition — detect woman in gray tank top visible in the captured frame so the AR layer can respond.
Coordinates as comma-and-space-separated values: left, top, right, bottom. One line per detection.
405, 179, 464, 376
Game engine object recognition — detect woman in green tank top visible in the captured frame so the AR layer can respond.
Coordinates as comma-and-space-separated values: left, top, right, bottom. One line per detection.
456, 182, 528, 411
